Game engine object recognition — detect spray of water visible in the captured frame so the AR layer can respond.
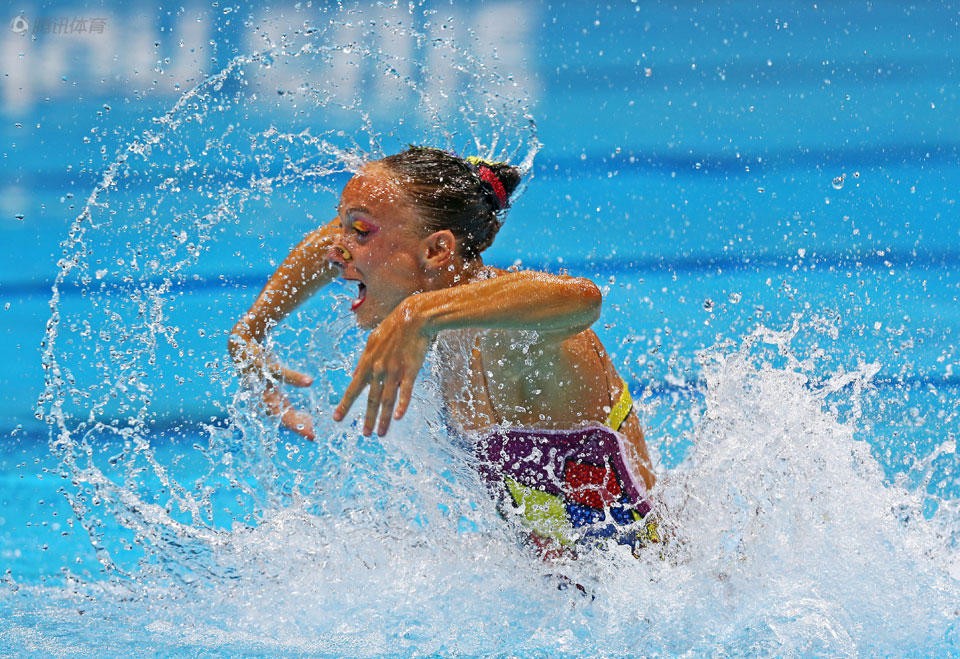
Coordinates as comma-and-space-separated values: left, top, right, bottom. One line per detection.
35, 2, 538, 584
20, 3, 960, 657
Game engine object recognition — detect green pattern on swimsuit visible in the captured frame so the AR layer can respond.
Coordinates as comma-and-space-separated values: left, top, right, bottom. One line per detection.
504, 477, 575, 546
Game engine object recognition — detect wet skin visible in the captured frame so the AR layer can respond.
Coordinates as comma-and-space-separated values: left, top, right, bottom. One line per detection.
229, 162, 655, 491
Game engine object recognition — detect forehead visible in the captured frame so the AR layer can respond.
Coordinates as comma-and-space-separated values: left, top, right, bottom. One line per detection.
338, 163, 412, 221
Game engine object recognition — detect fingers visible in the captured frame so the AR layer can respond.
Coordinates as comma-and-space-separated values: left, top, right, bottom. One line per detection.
263, 387, 316, 441
377, 375, 400, 436
263, 360, 313, 387
262, 386, 289, 418
334, 310, 430, 434
334, 369, 368, 422
281, 407, 316, 441
336, 361, 402, 437
363, 375, 384, 436
278, 366, 313, 388
394, 371, 417, 421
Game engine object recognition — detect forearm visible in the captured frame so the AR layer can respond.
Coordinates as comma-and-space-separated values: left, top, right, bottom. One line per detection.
229, 220, 340, 355
414, 270, 602, 338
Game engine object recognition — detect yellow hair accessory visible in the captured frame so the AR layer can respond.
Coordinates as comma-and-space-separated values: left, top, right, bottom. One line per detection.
465, 155, 507, 167
465, 156, 508, 208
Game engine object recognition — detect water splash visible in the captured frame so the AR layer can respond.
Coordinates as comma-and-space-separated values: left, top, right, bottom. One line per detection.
16, 313, 960, 656
35, 2, 538, 585
18, 2, 960, 656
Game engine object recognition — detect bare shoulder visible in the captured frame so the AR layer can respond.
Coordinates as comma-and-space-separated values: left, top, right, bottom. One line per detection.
473, 265, 511, 279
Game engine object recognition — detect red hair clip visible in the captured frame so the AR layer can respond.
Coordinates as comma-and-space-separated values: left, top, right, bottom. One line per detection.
476, 165, 507, 209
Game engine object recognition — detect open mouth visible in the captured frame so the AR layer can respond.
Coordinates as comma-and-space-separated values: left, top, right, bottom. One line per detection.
350, 281, 367, 311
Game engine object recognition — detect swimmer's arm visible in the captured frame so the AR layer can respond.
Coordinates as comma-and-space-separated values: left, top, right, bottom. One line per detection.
333, 269, 601, 436
415, 268, 602, 340
228, 219, 340, 441
228, 218, 340, 363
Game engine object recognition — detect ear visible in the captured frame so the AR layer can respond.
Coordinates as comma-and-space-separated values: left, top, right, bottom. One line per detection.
420, 230, 457, 271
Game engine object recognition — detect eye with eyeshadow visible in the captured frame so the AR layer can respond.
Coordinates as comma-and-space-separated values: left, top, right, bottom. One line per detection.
351, 219, 376, 239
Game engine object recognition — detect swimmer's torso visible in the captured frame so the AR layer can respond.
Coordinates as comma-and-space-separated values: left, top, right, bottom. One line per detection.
435, 321, 656, 491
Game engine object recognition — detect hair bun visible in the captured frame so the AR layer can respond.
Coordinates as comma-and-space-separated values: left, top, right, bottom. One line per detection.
465, 156, 522, 211
380, 146, 525, 259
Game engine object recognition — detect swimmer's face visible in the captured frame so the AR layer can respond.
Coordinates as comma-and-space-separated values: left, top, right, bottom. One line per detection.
327, 163, 429, 328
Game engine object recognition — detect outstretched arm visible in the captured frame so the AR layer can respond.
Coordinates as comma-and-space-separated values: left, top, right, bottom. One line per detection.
335, 268, 602, 436
228, 218, 341, 439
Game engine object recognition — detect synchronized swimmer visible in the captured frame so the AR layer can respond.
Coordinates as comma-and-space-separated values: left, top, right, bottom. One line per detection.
229, 147, 659, 557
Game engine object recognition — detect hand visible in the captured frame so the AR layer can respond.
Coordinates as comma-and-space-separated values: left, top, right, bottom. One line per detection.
333, 296, 432, 436
230, 333, 316, 441
263, 380, 316, 441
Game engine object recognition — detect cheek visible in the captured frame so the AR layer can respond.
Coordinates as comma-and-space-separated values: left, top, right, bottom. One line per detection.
364, 241, 418, 271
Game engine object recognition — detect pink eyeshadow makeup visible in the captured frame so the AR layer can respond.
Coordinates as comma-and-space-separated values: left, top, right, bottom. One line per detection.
351, 219, 378, 235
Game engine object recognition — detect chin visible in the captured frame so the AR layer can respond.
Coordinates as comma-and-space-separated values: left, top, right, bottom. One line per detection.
354, 296, 405, 329
352, 302, 384, 329
356, 316, 380, 330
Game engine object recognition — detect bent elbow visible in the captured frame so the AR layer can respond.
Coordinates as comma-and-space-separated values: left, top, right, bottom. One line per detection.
583, 279, 603, 324
567, 277, 602, 331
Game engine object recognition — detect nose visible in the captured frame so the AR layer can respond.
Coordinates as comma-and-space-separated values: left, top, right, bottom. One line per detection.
325, 241, 352, 267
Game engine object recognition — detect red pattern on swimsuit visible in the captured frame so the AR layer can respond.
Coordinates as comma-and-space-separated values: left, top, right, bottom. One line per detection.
563, 461, 622, 509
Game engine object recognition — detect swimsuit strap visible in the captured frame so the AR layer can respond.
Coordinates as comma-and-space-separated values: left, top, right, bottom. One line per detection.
605, 379, 632, 432
473, 332, 500, 425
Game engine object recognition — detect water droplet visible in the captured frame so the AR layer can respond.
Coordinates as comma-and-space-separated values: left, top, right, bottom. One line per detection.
728, 292, 742, 304
703, 299, 714, 311
832, 175, 845, 190
14, 213, 24, 221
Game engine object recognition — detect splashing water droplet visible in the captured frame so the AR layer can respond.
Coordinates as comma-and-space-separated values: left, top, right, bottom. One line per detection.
832, 174, 845, 189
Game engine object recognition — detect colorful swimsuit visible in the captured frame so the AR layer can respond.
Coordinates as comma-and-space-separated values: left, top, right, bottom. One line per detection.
474, 379, 660, 558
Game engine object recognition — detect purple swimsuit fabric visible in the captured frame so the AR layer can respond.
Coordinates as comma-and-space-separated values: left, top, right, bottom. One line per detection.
474, 423, 652, 520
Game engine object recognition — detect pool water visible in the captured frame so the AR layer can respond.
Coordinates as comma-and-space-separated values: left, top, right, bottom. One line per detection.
2, 1, 959, 656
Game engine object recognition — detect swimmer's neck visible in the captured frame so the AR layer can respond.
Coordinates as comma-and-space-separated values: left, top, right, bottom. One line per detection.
422, 256, 488, 292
